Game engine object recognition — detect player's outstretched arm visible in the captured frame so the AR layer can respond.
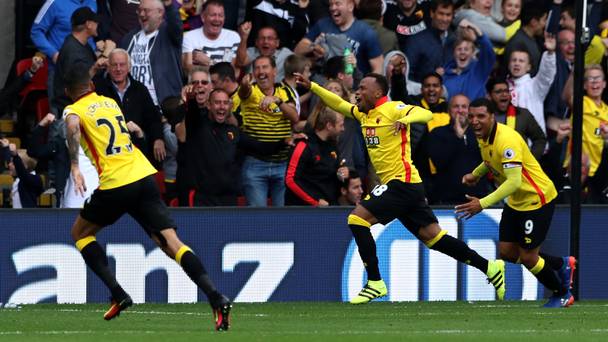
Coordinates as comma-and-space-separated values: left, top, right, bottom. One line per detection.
294, 73, 355, 119
396, 105, 433, 125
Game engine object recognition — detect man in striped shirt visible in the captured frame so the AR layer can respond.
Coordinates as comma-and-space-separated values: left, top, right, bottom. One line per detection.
238, 55, 298, 206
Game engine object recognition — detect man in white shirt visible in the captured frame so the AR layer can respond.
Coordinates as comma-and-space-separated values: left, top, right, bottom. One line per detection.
182, 0, 240, 73
121, 0, 183, 107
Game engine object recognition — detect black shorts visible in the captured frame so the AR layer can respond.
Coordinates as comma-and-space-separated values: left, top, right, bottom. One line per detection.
81, 175, 176, 236
360, 180, 438, 236
499, 200, 555, 249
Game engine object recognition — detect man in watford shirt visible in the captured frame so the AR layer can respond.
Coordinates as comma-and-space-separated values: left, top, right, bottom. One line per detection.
62, 64, 231, 330
564, 65, 608, 202
456, 98, 575, 308
295, 72, 506, 304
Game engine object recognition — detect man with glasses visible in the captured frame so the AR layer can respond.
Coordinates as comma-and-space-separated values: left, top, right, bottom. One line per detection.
121, 0, 183, 107
564, 65, 608, 203
487, 77, 546, 160
172, 68, 213, 206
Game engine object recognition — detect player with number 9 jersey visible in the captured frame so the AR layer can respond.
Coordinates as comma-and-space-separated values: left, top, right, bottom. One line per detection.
63, 93, 157, 190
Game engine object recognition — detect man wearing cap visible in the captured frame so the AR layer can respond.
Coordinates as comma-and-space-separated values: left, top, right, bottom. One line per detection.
53, 7, 114, 115
48, 7, 113, 207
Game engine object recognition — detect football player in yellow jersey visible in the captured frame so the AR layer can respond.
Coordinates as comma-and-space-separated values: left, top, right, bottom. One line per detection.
62, 64, 232, 330
295, 72, 506, 304
456, 98, 575, 308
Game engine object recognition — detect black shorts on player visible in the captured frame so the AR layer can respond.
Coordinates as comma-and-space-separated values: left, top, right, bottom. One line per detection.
499, 200, 555, 249
360, 179, 438, 233
81, 175, 175, 237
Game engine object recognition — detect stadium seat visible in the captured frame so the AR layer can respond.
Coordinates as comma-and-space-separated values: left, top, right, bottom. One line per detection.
16, 57, 48, 102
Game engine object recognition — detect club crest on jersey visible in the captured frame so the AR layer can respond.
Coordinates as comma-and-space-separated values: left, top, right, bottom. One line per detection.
396, 103, 406, 110
330, 151, 337, 159
503, 148, 515, 159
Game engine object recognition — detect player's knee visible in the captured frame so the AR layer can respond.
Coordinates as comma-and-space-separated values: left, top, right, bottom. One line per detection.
518, 252, 539, 269
419, 223, 443, 244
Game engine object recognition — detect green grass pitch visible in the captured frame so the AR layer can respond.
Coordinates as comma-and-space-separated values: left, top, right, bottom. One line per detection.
2, 301, 608, 341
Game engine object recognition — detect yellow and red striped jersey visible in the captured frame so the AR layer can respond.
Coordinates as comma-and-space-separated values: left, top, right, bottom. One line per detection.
478, 122, 557, 211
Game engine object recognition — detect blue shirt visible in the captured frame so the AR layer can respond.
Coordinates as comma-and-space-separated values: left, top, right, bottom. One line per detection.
30, 0, 97, 63
306, 18, 382, 74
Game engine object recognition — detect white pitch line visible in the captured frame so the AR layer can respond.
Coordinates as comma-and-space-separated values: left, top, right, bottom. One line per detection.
0, 330, 157, 335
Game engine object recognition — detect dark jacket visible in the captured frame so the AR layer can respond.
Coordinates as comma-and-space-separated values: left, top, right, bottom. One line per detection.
495, 105, 547, 160
427, 122, 488, 204
94, 74, 163, 162
121, 3, 183, 105
285, 132, 341, 206
27, 121, 69, 207
53, 34, 97, 113
544, 53, 571, 119
403, 26, 455, 83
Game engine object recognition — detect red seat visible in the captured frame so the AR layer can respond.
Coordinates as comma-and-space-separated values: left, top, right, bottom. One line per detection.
16, 58, 49, 103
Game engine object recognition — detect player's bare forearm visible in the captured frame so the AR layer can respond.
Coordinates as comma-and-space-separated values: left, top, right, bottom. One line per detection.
66, 115, 81, 166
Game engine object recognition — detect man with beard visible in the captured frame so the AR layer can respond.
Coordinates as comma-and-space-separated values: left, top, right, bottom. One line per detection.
456, 98, 575, 308
285, 108, 348, 206
487, 78, 546, 160
295, 72, 507, 304
238, 56, 298, 207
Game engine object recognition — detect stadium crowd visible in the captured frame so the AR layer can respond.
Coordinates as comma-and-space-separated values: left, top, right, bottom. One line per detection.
1, 0, 608, 208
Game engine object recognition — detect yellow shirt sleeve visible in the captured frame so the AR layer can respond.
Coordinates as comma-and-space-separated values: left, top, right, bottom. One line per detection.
585, 35, 606, 65
310, 82, 358, 120
472, 162, 489, 178
480, 166, 522, 208
396, 105, 433, 124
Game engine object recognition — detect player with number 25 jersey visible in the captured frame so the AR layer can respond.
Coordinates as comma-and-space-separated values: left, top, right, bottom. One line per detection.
63, 93, 156, 190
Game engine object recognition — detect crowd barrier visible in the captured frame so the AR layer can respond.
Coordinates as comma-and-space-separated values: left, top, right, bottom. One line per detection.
0, 206, 605, 304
